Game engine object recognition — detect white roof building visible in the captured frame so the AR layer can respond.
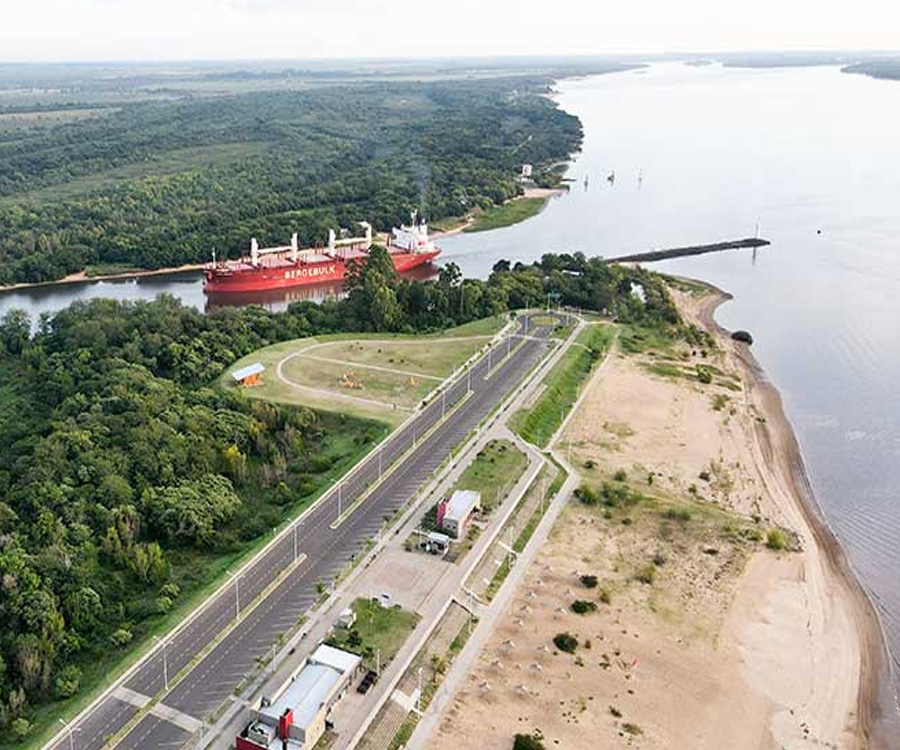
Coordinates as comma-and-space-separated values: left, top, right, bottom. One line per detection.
440, 490, 481, 538
239, 644, 361, 750
231, 362, 265, 382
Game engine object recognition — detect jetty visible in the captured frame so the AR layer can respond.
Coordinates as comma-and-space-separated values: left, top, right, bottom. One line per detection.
606, 237, 770, 264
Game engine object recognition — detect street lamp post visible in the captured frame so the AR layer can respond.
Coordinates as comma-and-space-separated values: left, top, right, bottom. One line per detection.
228, 570, 244, 620
153, 636, 169, 691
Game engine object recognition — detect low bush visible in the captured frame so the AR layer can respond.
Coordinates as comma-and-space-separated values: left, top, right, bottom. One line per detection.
579, 574, 598, 588
513, 733, 545, 750
663, 507, 691, 523
635, 565, 656, 585
570, 600, 598, 615
766, 528, 788, 551
553, 632, 578, 653
575, 484, 599, 506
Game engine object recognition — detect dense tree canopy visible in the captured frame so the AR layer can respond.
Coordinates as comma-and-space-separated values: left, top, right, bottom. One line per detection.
0, 239, 680, 741
0, 78, 582, 286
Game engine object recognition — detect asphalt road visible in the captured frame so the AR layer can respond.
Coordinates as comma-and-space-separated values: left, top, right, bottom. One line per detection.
49, 315, 556, 750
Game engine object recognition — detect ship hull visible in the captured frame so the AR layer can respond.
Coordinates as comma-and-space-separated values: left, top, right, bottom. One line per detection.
204, 249, 440, 294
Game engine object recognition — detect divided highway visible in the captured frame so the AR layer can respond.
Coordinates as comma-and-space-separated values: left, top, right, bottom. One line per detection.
47, 316, 557, 750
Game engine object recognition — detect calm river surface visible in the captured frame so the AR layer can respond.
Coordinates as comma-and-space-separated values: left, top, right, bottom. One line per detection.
440, 63, 900, 728
2, 62, 898, 727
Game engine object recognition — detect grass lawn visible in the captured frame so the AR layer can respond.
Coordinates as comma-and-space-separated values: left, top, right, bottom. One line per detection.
513, 324, 616, 447
413, 439, 528, 563
326, 598, 419, 670
221, 316, 505, 426
454, 439, 529, 512
465, 196, 548, 233
302, 338, 483, 379
280, 354, 435, 410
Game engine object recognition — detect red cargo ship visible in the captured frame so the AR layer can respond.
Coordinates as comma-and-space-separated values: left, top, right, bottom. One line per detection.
203, 216, 441, 294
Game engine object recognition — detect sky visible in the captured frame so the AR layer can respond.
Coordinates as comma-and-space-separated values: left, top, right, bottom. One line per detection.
2, 0, 899, 62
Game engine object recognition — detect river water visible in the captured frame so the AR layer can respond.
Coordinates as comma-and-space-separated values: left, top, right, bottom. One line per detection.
439, 63, 900, 731
2, 62, 898, 729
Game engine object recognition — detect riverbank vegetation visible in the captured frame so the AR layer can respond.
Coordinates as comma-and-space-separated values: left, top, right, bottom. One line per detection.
0, 250, 682, 742
0, 74, 582, 287
465, 196, 549, 233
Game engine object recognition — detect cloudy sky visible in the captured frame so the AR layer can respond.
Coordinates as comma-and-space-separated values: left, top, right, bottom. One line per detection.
2, 0, 898, 62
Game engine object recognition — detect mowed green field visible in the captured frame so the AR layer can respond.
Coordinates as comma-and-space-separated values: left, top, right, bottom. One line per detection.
280, 351, 437, 410
512, 323, 617, 447
221, 316, 506, 426
454, 439, 529, 512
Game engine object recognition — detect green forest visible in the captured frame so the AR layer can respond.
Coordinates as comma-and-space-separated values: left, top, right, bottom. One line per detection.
0, 76, 582, 286
0, 250, 682, 742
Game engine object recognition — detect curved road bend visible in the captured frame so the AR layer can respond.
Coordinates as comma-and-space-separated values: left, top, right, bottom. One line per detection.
48, 316, 557, 750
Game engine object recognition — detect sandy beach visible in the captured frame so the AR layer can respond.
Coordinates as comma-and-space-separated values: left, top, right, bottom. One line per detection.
424, 283, 885, 749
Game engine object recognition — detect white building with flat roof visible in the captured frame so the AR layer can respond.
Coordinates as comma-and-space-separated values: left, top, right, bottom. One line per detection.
237, 644, 361, 750
438, 490, 481, 539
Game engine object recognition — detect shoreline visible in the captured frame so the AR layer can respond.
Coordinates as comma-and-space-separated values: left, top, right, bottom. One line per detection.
0, 187, 565, 295
428, 186, 566, 238
686, 281, 891, 746
0, 262, 206, 293
422, 282, 889, 750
